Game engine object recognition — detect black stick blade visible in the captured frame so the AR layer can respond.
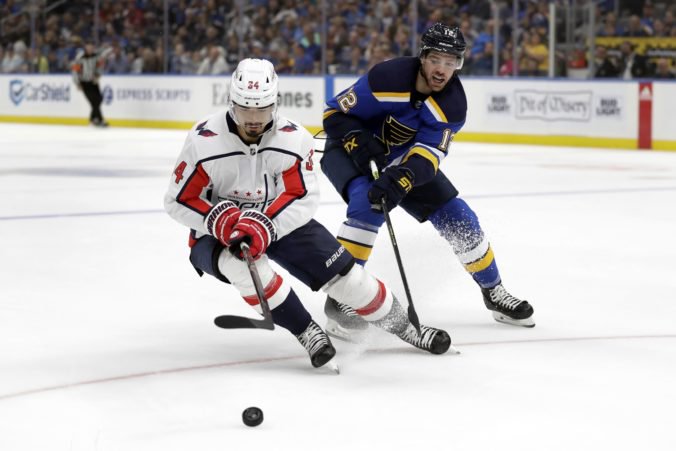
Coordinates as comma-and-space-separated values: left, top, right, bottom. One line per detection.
214, 315, 275, 330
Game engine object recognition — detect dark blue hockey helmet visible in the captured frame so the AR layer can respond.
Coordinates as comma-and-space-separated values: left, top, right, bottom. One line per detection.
420, 23, 466, 68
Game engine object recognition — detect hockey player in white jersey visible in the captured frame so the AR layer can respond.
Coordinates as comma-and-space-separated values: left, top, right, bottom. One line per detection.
164, 58, 453, 369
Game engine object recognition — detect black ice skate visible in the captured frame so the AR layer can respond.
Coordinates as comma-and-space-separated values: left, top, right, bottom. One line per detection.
324, 296, 369, 342
296, 320, 337, 368
396, 323, 452, 355
373, 298, 452, 355
482, 283, 535, 327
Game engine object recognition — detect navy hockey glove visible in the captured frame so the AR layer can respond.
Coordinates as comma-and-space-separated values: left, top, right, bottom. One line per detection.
342, 130, 388, 173
204, 200, 241, 246
228, 210, 277, 260
368, 166, 415, 212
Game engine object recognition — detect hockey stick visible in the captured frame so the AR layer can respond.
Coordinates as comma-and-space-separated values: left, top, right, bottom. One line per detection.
369, 160, 421, 333
214, 242, 275, 330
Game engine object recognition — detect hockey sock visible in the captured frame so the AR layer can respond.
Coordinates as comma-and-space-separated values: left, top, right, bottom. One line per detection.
429, 197, 501, 288
270, 289, 312, 336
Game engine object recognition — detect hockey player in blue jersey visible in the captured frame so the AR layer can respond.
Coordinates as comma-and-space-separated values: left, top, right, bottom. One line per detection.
320, 23, 535, 340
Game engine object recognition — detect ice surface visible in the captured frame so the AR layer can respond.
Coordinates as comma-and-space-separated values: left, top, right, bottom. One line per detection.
1, 124, 675, 450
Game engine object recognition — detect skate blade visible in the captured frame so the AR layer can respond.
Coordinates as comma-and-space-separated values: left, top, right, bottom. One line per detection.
326, 360, 340, 375
448, 345, 461, 355
492, 312, 536, 328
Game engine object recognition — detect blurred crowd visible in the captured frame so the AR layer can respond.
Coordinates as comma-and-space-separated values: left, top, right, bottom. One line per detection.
1, 0, 674, 79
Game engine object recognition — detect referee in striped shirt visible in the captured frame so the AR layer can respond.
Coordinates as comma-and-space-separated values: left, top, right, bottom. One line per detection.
72, 43, 109, 127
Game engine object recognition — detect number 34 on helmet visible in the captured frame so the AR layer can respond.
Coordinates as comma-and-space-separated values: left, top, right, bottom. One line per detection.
229, 58, 279, 127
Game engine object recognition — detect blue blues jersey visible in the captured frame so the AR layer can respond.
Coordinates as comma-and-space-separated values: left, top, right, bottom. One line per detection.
324, 57, 467, 182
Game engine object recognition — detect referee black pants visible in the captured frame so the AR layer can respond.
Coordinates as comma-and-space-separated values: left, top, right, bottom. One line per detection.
81, 81, 104, 124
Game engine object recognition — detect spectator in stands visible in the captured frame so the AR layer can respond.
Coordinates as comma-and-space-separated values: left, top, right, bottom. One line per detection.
471, 19, 495, 64
597, 11, 621, 36
640, 1, 656, 34
390, 26, 411, 57
129, 47, 143, 74
521, 31, 548, 76
298, 22, 321, 61
142, 47, 163, 73
275, 45, 294, 74
250, 40, 267, 61
168, 42, 192, 74
224, 34, 241, 68
340, 46, 367, 75
105, 42, 130, 74
325, 47, 340, 75
368, 40, 393, 69
498, 45, 514, 76
327, 16, 349, 51
664, 10, 674, 36
291, 41, 314, 74
651, 19, 667, 37
13, 0, 670, 80
339, 30, 361, 65
27, 47, 49, 73
652, 58, 674, 79
618, 40, 649, 79
3, 40, 27, 73
197, 45, 229, 75
593, 45, 620, 78
473, 40, 495, 75
458, 18, 476, 74
623, 14, 650, 37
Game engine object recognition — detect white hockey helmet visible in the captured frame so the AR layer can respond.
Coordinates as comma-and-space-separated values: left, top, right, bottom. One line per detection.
229, 58, 279, 109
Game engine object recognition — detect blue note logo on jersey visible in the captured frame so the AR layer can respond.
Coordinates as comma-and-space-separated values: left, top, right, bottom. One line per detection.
196, 120, 218, 137
381, 115, 417, 152
278, 122, 298, 132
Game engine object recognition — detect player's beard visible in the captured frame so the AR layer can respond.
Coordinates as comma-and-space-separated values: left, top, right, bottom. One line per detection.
243, 123, 264, 139
420, 66, 447, 93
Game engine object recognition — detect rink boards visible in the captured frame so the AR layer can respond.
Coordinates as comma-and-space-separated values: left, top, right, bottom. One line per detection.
1, 74, 674, 150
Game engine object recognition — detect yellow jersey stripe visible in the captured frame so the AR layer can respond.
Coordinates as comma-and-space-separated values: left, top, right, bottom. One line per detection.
323, 109, 338, 120
338, 239, 373, 261
373, 92, 409, 98
464, 247, 495, 273
426, 97, 448, 123
403, 146, 440, 173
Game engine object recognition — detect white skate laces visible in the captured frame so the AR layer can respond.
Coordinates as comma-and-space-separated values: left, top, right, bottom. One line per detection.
398, 324, 439, 351
489, 284, 523, 310
297, 321, 331, 356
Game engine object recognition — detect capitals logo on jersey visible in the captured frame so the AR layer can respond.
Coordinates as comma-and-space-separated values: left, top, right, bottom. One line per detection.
196, 120, 218, 137
278, 122, 298, 133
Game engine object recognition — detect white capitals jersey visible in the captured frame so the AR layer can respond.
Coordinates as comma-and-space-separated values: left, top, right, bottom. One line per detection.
164, 109, 319, 245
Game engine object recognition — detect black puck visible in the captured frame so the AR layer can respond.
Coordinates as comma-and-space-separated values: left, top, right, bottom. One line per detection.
242, 407, 264, 427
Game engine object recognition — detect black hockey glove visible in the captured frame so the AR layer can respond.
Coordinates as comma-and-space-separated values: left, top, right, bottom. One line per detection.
367, 166, 415, 212
342, 130, 388, 173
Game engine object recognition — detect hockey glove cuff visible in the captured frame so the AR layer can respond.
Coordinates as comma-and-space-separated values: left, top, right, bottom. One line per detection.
368, 166, 415, 212
342, 130, 389, 174
228, 210, 277, 260
204, 200, 241, 246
